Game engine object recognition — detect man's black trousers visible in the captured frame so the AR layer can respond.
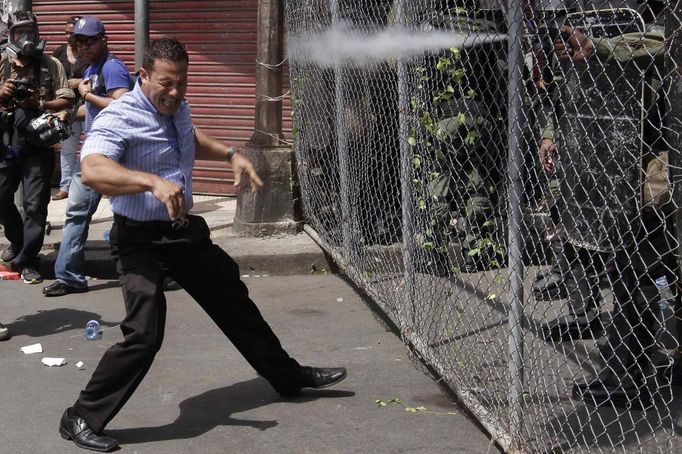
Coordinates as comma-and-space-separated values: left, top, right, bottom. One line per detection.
0, 150, 54, 267
72, 215, 302, 433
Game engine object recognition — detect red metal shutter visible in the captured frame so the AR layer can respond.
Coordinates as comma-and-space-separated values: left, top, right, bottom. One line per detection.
33, 0, 291, 196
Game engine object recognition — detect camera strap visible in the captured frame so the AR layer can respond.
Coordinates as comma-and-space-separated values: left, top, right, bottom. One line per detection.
2, 51, 44, 97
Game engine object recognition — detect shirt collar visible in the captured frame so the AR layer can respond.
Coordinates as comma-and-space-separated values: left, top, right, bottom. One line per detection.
131, 77, 161, 115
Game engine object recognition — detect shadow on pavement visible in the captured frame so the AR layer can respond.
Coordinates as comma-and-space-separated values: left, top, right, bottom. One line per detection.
83, 280, 121, 292
6, 308, 119, 338
108, 378, 354, 444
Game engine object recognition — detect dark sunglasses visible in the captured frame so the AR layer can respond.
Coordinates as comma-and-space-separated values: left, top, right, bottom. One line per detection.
74, 35, 102, 48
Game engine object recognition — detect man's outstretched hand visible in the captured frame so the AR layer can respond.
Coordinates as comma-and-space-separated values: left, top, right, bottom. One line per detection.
231, 152, 264, 193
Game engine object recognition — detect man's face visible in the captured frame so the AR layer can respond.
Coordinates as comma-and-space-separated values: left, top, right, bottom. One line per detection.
139, 59, 189, 116
65, 23, 75, 45
74, 34, 106, 63
11, 24, 37, 47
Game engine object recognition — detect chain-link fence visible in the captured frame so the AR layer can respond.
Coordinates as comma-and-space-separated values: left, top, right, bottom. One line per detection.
285, 0, 681, 452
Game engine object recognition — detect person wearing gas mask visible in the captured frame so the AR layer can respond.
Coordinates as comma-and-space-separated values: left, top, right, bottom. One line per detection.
42, 16, 131, 297
0, 10, 74, 284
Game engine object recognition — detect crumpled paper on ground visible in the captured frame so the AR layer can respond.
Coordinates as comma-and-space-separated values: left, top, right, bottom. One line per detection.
20, 343, 43, 354
41, 357, 66, 367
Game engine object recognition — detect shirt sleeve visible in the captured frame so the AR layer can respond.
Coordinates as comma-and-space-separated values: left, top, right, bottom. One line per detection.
102, 58, 132, 92
593, 32, 665, 67
80, 107, 128, 163
51, 44, 65, 60
46, 55, 75, 100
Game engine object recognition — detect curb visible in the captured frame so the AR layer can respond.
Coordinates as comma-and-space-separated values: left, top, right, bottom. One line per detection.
32, 232, 336, 280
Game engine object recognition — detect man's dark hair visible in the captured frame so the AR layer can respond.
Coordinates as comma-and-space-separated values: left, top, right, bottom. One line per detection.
143, 37, 189, 73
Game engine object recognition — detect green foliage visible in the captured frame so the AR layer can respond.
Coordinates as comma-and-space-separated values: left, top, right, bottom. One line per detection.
375, 398, 458, 416
467, 236, 506, 270
411, 154, 422, 169
410, 45, 504, 267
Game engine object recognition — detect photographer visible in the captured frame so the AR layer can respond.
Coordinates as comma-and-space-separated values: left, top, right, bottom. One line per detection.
0, 10, 74, 284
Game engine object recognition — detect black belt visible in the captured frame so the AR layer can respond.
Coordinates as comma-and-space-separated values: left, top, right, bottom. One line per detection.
114, 214, 190, 231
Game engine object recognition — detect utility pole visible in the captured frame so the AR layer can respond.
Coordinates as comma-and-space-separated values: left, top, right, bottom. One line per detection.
134, 0, 149, 71
234, 0, 301, 236
248, 0, 284, 148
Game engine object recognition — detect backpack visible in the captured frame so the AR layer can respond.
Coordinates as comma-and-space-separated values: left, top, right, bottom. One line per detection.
95, 53, 135, 93
73, 54, 135, 123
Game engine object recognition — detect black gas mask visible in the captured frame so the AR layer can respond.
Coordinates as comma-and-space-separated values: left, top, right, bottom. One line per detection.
6, 12, 45, 59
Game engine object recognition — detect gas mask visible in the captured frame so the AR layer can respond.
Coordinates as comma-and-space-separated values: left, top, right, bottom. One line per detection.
6, 17, 45, 60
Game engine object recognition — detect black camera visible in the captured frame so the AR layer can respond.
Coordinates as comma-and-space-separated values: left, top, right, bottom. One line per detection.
26, 112, 71, 147
11, 77, 34, 101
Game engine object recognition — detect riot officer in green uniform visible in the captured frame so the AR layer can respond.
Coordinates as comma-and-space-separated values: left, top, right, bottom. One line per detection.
413, 3, 507, 276
435, 97, 503, 273
541, 0, 680, 406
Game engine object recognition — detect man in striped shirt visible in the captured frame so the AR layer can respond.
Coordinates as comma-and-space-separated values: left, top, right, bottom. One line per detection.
58, 37, 347, 452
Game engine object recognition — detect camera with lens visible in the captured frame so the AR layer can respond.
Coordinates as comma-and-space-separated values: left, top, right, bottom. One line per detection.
26, 112, 71, 147
11, 77, 34, 101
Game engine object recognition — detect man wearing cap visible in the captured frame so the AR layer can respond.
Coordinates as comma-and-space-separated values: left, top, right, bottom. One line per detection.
42, 16, 131, 297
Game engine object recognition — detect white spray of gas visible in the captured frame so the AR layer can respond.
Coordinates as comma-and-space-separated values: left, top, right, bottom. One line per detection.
288, 23, 508, 67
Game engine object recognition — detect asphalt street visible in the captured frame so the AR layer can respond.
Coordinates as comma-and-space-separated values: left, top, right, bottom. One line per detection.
0, 273, 497, 454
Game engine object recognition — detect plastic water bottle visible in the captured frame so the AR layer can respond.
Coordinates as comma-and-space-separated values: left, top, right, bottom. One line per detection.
84, 320, 101, 341
655, 276, 673, 310
654, 276, 676, 348
103, 230, 110, 242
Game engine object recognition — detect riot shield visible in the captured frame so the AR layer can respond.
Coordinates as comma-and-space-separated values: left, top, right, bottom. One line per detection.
557, 8, 645, 252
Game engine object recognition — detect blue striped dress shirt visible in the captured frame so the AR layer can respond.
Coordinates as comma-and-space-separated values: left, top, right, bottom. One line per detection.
80, 81, 196, 221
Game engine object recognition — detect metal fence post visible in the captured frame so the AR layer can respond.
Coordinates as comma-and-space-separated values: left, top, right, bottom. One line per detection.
394, 0, 416, 332
134, 0, 150, 71
330, 0, 354, 263
505, 0, 526, 449
669, 0, 682, 248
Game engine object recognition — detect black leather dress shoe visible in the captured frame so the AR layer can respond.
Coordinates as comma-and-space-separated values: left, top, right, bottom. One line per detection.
572, 373, 651, 410
43, 281, 89, 297
59, 408, 119, 452
541, 311, 603, 342
531, 271, 568, 300
300, 366, 347, 389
